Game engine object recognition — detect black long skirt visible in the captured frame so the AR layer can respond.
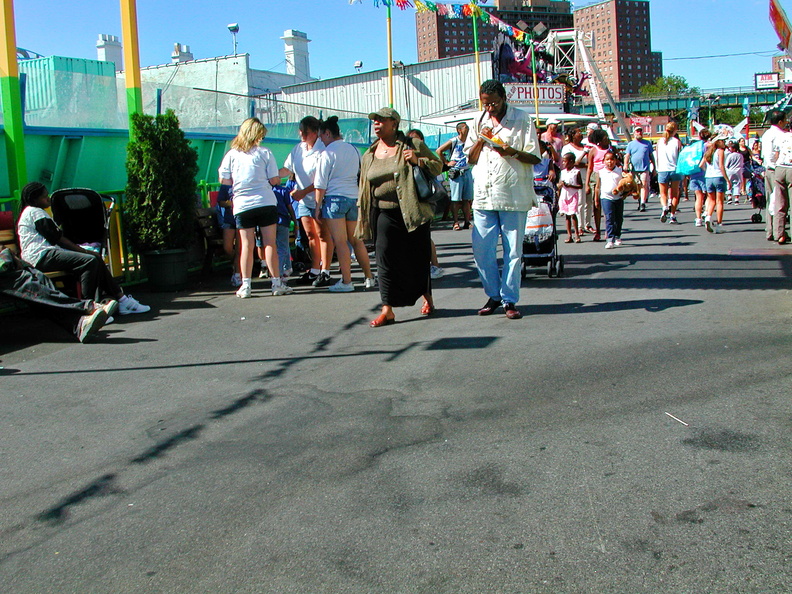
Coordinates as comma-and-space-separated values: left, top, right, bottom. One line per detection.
373, 206, 431, 307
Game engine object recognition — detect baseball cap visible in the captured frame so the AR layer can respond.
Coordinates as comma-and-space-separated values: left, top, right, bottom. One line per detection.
633, 125, 643, 132
546, 117, 561, 125
368, 107, 401, 124
586, 122, 599, 131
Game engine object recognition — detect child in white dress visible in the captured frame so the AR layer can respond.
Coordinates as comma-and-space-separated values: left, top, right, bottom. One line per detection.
558, 153, 582, 242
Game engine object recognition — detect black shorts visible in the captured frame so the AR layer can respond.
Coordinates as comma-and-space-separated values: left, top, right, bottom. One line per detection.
234, 205, 278, 229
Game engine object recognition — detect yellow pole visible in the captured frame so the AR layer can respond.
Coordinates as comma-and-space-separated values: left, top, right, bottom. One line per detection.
119, 0, 143, 129
529, 34, 540, 126
387, 5, 394, 107
472, 11, 482, 110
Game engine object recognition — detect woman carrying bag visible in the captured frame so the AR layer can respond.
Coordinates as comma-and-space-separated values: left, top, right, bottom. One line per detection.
356, 108, 443, 327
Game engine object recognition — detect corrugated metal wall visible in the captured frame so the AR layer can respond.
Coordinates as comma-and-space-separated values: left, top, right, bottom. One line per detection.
280, 53, 493, 128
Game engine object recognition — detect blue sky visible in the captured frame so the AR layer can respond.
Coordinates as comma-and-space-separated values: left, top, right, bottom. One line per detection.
13, 0, 784, 91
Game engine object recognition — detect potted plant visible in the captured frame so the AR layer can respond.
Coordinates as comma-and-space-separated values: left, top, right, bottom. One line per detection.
125, 109, 199, 291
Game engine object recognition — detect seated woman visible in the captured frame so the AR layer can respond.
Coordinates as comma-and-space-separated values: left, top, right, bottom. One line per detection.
1, 247, 114, 343
16, 182, 150, 315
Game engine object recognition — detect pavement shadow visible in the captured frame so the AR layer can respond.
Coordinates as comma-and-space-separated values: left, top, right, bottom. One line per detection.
528, 298, 704, 316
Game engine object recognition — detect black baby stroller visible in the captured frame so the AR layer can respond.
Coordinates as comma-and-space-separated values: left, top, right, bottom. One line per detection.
748, 165, 767, 223
50, 188, 116, 297
522, 183, 563, 277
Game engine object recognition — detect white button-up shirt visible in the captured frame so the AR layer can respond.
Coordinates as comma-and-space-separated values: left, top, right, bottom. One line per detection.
761, 125, 785, 170
465, 105, 541, 212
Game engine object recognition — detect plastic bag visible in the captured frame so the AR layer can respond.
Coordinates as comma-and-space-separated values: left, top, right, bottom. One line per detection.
525, 202, 554, 243
676, 140, 705, 176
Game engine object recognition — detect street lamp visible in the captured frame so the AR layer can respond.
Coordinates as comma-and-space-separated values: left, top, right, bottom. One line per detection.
228, 23, 239, 56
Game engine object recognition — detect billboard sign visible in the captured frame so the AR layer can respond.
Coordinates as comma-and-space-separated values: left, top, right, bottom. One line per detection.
755, 72, 780, 90
504, 83, 566, 111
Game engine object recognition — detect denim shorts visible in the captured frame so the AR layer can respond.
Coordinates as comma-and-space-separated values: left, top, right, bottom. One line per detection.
216, 207, 236, 230
658, 171, 681, 184
235, 205, 278, 230
321, 195, 358, 220
295, 200, 315, 219
705, 177, 727, 194
449, 169, 473, 202
688, 174, 706, 193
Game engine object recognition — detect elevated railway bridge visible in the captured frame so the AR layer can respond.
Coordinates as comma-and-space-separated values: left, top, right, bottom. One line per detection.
578, 87, 788, 117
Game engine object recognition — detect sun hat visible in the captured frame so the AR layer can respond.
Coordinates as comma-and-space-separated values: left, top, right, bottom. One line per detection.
546, 117, 561, 126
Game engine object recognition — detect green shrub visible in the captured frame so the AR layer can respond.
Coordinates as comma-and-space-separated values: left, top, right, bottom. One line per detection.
124, 110, 199, 252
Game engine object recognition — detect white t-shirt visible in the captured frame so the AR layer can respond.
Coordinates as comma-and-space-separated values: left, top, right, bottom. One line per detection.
17, 206, 63, 266
313, 140, 360, 200
599, 167, 624, 201
218, 146, 279, 215
283, 139, 326, 208
656, 137, 682, 173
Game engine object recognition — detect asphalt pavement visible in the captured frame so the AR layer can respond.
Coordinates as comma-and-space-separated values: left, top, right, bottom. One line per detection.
1, 197, 791, 593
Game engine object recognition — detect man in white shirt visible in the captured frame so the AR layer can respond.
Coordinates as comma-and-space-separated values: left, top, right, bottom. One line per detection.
465, 80, 541, 320
761, 109, 787, 240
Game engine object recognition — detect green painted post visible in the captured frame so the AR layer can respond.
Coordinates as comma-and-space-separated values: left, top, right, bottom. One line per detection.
1, 0, 28, 196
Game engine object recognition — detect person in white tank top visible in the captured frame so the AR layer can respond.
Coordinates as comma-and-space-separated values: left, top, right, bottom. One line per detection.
699, 137, 731, 233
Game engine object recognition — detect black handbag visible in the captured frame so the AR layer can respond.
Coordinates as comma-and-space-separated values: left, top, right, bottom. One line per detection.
412, 164, 448, 206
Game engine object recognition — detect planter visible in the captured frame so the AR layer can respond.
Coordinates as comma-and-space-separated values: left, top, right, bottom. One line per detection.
142, 249, 190, 292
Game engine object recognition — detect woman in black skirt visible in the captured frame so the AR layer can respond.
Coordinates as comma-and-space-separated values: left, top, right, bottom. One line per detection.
356, 108, 443, 327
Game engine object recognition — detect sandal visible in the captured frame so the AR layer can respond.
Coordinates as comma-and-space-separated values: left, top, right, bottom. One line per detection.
592, 232, 601, 242
575, 235, 582, 243
369, 313, 395, 328
564, 237, 573, 243
452, 223, 461, 231
420, 301, 435, 315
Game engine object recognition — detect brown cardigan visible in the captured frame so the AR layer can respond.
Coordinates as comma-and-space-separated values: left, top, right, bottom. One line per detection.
356, 135, 443, 240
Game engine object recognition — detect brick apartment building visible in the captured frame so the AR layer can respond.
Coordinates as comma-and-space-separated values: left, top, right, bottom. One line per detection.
573, 0, 662, 98
416, 0, 573, 62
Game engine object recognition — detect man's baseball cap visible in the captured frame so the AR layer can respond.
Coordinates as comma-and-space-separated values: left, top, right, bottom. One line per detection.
368, 107, 401, 124
545, 117, 561, 125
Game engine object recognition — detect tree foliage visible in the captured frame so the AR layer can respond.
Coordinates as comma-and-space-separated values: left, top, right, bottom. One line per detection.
125, 110, 199, 253
639, 75, 700, 97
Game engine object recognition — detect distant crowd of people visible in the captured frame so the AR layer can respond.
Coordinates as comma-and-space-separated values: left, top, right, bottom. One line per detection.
8, 80, 789, 343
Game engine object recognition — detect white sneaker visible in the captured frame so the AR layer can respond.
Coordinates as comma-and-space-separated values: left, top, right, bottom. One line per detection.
705, 216, 714, 233
430, 265, 445, 279
670, 215, 678, 224
660, 209, 669, 223
236, 284, 252, 298
76, 309, 108, 343
364, 277, 377, 289
328, 279, 355, 293
714, 223, 724, 234
118, 294, 151, 314
271, 279, 294, 296
231, 273, 242, 287
605, 240, 614, 249
695, 218, 703, 227
614, 238, 623, 246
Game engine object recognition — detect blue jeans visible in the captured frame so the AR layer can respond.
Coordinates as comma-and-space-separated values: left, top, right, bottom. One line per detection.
472, 209, 527, 305
601, 198, 624, 239
276, 223, 291, 274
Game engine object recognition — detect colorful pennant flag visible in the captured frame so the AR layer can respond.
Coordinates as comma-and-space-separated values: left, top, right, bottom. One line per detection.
770, 0, 792, 55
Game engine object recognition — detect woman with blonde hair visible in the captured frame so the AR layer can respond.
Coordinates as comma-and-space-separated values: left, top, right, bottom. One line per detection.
656, 121, 683, 224
219, 117, 292, 297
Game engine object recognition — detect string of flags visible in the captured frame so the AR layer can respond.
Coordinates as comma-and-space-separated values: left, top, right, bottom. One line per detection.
350, 0, 535, 44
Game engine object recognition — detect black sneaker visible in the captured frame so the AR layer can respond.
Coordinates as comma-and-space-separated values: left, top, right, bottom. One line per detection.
296, 271, 318, 286
639, 202, 646, 212
312, 271, 334, 287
